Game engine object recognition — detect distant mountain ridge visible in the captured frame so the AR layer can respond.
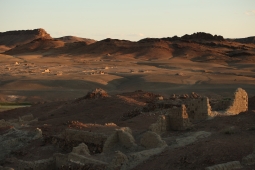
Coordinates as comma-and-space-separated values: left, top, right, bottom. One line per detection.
232, 36, 255, 44
56, 36, 96, 44
1, 28, 255, 63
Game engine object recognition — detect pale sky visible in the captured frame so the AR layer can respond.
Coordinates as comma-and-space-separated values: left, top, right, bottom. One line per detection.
0, 0, 254, 41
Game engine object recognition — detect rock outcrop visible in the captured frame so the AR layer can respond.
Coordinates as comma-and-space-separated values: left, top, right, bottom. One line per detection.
56, 36, 96, 44
232, 36, 255, 44
181, 32, 224, 41
85, 88, 109, 99
0, 28, 51, 47
75, 88, 109, 102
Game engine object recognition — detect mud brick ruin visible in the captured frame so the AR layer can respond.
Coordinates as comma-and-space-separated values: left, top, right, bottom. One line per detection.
186, 97, 212, 123
150, 87, 248, 134
0, 88, 250, 169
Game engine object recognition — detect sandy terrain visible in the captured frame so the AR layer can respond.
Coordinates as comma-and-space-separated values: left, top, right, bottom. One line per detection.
0, 29, 255, 169
0, 51, 254, 103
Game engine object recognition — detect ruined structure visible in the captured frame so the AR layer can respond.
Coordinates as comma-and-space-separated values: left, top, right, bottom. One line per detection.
186, 97, 212, 123
0, 88, 252, 169
72, 143, 90, 156
140, 131, 167, 149
205, 161, 242, 170
103, 127, 137, 152
226, 88, 248, 115
0, 114, 38, 128
149, 115, 167, 134
18, 158, 55, 170
150, 105, 191, 133
210, 88, 248, 115
75, 88, 109, 102
167, 105, 191, 130
46, 128, 109, 154
0, 128, 43, 163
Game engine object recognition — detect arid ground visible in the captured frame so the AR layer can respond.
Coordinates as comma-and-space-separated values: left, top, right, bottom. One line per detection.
0, 29, 255, 169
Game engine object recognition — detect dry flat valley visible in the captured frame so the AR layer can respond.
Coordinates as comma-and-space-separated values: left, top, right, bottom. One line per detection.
0, 29, 255, 169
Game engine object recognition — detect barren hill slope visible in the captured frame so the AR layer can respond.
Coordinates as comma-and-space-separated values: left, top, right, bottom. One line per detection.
56, 36, 96, 44
5, 38, 65, 55
2, 30, 255, 63
0, 28, 51, 48
231, 36, 255, 44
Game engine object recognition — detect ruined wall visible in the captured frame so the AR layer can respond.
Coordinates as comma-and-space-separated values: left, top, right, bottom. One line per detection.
140, 131, 167, 149
149, 105, 191, 132
149, 115, 166, 134
226, 88, 248, 115
211, 99, 231, 111
103, 127, 137, 152
18, 157, 55, 170
0, 128, 42, 163
205, 161, 242, 170
167, 105, 191, 130
186, 97, 212, 123
61, 129, 108, 145
0, 114, 38, 128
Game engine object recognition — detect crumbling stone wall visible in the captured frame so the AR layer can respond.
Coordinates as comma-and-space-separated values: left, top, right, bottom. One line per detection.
72, 143, 90, 156
18, 158, 55, 170
186, 97, 212, 123
211, 99, 231, 111
205, 161, 242, 170
210, 88, 248, 115
0, 128, 42, 163
0, 166, 14, 170
150, 105, 191, 132
0, 119, 11, 128
140, 131, 167, 149
68, 153, 107, 167
0, 114, 38, 128
167, 105, 191, 130
47, 129, 107, 154
108, 151, 128, 169
61, 129, 107, 145
103, 127, 137, 152
226, 88, 248, 115
54, 152, 107, 170
149, 115, 167, 134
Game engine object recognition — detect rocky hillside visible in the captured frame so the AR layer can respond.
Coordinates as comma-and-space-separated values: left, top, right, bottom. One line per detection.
55, 36, 96, 44
0, 28, 52, 48
232, 36, 255, 44
1, 29, 255, 63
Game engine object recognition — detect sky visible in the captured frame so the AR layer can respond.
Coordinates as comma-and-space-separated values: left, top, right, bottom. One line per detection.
0, 0, 255, 41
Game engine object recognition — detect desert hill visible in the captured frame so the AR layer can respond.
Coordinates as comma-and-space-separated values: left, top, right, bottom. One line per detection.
0, 28, 51, 48
2, 30, 255, 63
5, 38, 65, 54
232, 36, 255, 44
56, 36, 96, 44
